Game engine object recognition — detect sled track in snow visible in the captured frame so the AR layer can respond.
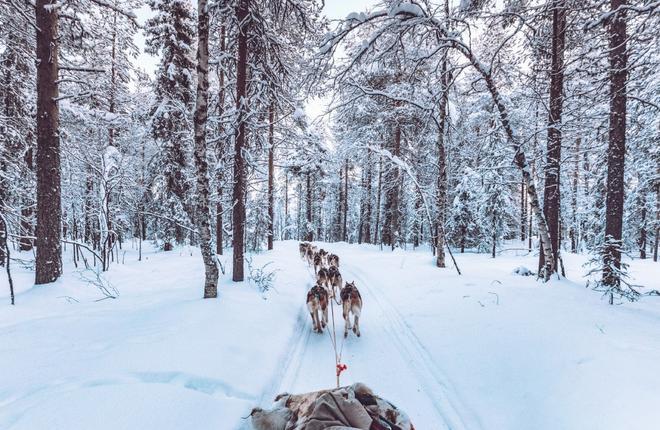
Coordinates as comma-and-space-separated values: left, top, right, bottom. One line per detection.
343, 261, 482, 430
238, 269, 316, 430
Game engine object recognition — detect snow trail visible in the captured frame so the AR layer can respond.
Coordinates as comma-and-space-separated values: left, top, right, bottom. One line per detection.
249, 244, 479, 429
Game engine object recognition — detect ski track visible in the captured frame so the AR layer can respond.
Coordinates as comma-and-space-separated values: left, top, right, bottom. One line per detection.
246, 247, 479, 429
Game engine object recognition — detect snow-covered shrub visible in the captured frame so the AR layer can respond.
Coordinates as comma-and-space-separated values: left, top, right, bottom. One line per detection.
246, 257, 277, 293
513, 266, 534, 276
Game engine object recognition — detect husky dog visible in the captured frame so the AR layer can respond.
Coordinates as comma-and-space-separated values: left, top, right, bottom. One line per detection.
316, 267, 330, 290
313, 252, 323, 274
327, 265, 342, 300
305, 247, 315, 266
340, 281, 362, 338
299, 242, 310, 259
318, 248, 329, 265
306, 283, 328, 333
328, 253, 339, 268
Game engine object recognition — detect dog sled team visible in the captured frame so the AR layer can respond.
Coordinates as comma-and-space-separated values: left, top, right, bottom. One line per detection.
299, 241, 362, 338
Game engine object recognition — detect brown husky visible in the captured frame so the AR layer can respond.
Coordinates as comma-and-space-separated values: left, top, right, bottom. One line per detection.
299, 242, 310, 259
313, 252, 323, 274
328, 253, 339, 268
340, 281, 362, 338
305, 247, 315, 266
316, 267, 330, 290
318, 248, 328, 265
306, 283, 328, 333
327, 266, 342, 301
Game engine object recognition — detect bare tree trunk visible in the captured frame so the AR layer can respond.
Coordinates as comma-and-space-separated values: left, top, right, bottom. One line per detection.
654, 183, 659, 262
435, 65, 448, 267
602, 0, 627, 291
382, 126, 401, 249
342, 159, 348, 242
194, 0, 219, 297
267, 98, 275, 250
570, 137, 580, 252
374, 155, 383, 244
639, 192, 646, 259
232, 0, 249, 282
20, 147, 34, 251
539, 0, 566, 276
363, 150, 372, 244
284, 171, 289, 240
35, 0, 62, 284
216, 23, 226, 256
305, 172, 313, 241
520, 176, 526, 242
336, 165, 343, 241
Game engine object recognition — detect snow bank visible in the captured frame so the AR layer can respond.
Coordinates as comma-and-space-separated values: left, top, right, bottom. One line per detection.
0, 242, 310, 429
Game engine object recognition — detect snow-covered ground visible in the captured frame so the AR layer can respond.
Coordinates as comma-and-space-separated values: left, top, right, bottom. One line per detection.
1, 241, 659, 429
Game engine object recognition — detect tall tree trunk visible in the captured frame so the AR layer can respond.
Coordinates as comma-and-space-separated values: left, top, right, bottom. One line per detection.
305, 172, 313, 241
216, 23, 226, 255
336, 165, 343, 241
267, 98, 275, 250
342, 159, 348, 242
284, 172, 289, 240
435, 64, 448, 267
363, 150, 372, 244
602, 0, 627, 291
232, 0, 249, 281
638, 192, 646, 259
194, 0, 219, 297
520, 175, 526, 242
653, 182, 659, 262
35, 0, 62, 284
20, 147, 34, 251
539, 0, 566, 276
570, 137, 580, 252
374, 155, 383, 244
382, 126, 401, 249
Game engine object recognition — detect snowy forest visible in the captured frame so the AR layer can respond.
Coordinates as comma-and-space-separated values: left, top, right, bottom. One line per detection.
1, 0, 659, 429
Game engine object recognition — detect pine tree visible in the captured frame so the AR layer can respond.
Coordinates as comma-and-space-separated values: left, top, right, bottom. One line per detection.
145, 0, 196, 245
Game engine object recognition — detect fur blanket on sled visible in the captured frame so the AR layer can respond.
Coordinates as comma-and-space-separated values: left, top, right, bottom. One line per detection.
249, 383, 414, 430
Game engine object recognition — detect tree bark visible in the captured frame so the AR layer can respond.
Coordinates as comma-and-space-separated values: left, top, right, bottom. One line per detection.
35, 0, 63, 284
382, 126, 401, 249
539, 0, 566, 276
602, 0, 627, 289
363, 150, 372, 244
194, 0, 219, 297
570, 137, 580, 252
638, 192, 646, 259
342, 159, 349, 242
305, 172, 313, 241
20, 147, 34, 251
284, 171, 289, 240
232, 0, 249, 281
435, 62, 449, 267
520, 175, 526, 242
374, 155, 383, 244
653, 182, 659, 262
216, 23, 226, 255
267, 98, 275, 250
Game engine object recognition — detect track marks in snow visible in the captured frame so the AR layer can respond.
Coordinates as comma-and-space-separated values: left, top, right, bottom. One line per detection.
342, 261, 482, 430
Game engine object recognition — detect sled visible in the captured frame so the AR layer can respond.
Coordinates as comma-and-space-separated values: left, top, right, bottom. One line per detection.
250, 382, 414, 430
